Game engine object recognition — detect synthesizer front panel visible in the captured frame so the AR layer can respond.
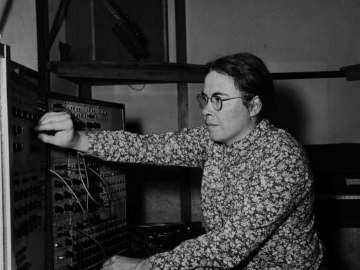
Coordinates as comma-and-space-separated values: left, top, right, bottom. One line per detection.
1, 43, 48, 270
10, 78, 48, 270
50, 157, 127, 270
1, 42, 128, 270
48, 95, 127, 270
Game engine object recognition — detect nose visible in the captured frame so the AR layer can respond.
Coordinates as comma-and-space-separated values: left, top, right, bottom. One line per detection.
201, 99, 214, 116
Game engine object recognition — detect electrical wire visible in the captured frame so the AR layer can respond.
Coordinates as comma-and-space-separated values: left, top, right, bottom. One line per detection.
49, 169, 87, 217
121, 228, 170, 255
128, 84, 146, 91
65, 225, 107, 261
87, 165, 114, 221
58, 263, 73, 270
87, 166, 112, 206
76, 152, 109, 207
64, 224, 84, 270
49, 168, 92, 232
75, 152, 116, 231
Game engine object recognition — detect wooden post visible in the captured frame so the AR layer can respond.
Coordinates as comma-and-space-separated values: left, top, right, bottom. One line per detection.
175, 0, 192, 222
35, 1, 53, 269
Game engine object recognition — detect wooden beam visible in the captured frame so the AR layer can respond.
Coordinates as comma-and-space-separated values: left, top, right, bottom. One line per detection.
36, 0, 50, 90
50, 61, 349, 84
35, 1, 53, 269
50, 61, 206, 83
175, 0, 192, 223
175, 0, 189, 130
272, 71, 346, 80
340, 64, 360, 81
48, 0, 70, 52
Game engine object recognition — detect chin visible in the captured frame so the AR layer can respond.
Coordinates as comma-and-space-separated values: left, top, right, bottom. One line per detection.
208, 132, 225, 144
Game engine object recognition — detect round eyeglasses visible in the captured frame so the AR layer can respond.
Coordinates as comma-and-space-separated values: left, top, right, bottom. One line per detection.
196, 94, 243, 111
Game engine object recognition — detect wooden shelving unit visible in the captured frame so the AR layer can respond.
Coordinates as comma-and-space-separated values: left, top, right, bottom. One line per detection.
341, 64, 360, 81
49, 61, 207, 84
50, 61, 348, 86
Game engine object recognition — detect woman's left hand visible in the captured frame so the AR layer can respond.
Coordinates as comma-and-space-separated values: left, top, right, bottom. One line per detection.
101, 256, 149, 270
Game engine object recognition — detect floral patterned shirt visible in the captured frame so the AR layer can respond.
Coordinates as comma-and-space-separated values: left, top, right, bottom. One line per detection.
86, 119, 324, 269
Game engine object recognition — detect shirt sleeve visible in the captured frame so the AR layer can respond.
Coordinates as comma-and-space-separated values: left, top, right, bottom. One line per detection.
149, 140, 314, 269
84, 126, 209, 168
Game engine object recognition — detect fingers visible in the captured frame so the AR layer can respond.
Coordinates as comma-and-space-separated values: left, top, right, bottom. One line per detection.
38, 111, 68, 121
36, 112, 73, 139
36, 112, 70, 131
35, 111, 77, 148
100, 256, 149, 270
37, 118, 72, 133
101, 259, 110, 269
36, 132, 66, 146
101, 256, 121, 270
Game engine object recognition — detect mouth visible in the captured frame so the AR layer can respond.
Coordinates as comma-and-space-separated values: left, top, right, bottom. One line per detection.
205, 121, 218, 127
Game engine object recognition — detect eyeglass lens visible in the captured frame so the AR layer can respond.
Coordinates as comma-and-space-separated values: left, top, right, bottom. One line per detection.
196, 95, 222, 110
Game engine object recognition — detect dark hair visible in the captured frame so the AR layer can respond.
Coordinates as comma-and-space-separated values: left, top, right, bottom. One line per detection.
205, 52, 274, 119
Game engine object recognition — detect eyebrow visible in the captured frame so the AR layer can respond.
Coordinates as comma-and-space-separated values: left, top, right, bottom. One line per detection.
201, 91, 228, 97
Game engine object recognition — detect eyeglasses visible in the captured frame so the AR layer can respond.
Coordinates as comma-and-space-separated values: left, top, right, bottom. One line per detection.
196, 94, 243, 111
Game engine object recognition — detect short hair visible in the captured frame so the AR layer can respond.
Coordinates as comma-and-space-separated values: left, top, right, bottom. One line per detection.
205, 52, 274, 119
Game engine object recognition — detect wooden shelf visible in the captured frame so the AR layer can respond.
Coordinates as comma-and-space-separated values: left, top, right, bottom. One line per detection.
49, 61, 207, 84
50, 61, 347, 85
341, 64, 360, 81
272, 71, 346, 80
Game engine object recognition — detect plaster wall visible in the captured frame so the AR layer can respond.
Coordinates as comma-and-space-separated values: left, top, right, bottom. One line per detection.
0, 0, 37, 70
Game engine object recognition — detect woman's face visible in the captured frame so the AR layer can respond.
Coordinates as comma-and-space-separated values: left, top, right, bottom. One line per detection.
201, 71, 258, 145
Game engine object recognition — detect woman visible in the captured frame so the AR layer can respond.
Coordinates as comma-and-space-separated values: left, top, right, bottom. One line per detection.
36, 52, 324, 269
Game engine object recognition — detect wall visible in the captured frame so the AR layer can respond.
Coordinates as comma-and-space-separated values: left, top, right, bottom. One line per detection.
185, 0, 360, 144
0, 0, 77, 95
0, 0, 37, 70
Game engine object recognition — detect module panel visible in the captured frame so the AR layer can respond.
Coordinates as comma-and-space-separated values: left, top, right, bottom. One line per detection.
48, 95, 127, 270
0, 56, 48, 270
1, 44, 127, 270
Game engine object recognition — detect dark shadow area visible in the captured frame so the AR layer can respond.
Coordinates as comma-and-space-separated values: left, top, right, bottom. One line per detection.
304, 144, 360, 270
122, 119, 204, 225
270, 83, 360, 269
269, 82, 307, 141
92, 0, 167, 62
124, 119, 143, 134
123, 222, 203, 258
121, 163, 203, 225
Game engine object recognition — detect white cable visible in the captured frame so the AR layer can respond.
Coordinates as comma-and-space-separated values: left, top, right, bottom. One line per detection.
76, 152, 111, 207
65, 225, 107, 261
86, 165, 113, 220
87, 166, 112, 206
49, 169, 87, 218
76, 152, 105, 207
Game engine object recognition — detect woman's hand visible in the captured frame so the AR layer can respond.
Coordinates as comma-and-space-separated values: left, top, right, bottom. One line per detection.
101, 256, 149, 270
36, 111, 89, 152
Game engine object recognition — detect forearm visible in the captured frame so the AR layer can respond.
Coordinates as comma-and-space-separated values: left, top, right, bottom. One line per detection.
85, 128, 207, 167
149, 229, 255, 269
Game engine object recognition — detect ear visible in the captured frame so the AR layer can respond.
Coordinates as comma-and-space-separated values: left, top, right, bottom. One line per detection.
249, 96, 262, 117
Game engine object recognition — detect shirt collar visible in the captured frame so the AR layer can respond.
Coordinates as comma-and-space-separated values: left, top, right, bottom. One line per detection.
224, 118, 270, 152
